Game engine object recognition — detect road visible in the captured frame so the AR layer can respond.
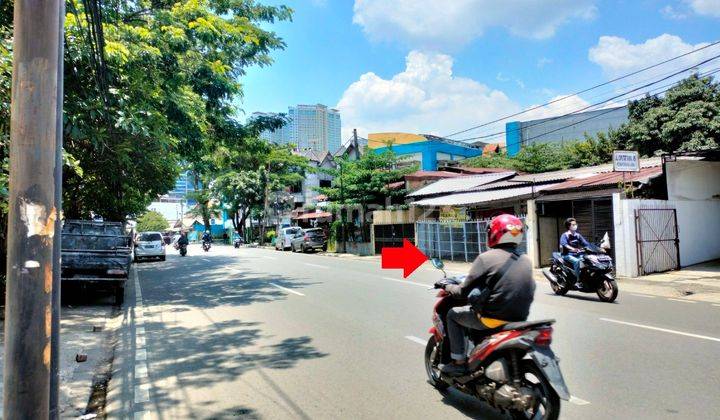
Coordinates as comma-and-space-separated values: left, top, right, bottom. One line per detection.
107, 244, 720, 419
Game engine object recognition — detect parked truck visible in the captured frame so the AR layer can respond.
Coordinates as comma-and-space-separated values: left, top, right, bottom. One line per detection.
61, 220, 132, 305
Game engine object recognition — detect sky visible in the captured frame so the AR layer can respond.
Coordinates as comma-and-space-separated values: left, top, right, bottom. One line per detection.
238, 0, 720, 144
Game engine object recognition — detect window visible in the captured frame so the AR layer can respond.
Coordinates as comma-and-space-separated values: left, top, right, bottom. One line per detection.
139, 233, 162, 242
319, 180, 331, 188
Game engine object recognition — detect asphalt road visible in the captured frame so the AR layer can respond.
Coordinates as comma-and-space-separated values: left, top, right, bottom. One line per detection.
109, 244, 720, 419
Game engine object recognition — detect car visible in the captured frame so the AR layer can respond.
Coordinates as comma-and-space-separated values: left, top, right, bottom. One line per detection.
290, 228, 327, 253
134, 231, 166, 262
275, 226, 302, 250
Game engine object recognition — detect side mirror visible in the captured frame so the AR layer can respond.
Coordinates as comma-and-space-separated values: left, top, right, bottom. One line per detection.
431, 258, 444, 269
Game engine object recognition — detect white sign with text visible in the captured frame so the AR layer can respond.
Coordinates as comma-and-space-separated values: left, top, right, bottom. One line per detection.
613, 150, 640, 172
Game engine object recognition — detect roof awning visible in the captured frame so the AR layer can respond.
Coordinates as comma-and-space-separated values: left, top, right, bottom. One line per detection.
411, 185, 549, 207
408, 171, 515, 197
292, 211, 333, 220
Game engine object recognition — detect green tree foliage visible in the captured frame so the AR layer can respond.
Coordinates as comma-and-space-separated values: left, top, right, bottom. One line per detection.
319, 151, 411, 242
136, 210, 170, 232
614, 74, 720, 155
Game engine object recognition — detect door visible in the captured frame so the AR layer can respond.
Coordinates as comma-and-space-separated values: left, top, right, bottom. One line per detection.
635, 208, 680, 275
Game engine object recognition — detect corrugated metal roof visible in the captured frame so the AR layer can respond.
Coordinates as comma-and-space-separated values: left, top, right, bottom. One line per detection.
404, 170, 462, 180
512, 157, 662, 183
545, 166, 663, 191
407, 172, 515, 197
411, 185, 550, 207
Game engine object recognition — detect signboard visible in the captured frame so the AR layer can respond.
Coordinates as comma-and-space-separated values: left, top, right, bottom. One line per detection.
613, 150, 640, 172
439, 207, 468, 223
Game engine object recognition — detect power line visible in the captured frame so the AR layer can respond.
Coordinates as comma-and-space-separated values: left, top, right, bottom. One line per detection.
477, 66, 720, 151
443, 39, 720, 138
453, 53, 720, 143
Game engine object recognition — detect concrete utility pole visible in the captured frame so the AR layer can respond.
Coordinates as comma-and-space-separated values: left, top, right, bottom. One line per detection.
4, 1, 64, 419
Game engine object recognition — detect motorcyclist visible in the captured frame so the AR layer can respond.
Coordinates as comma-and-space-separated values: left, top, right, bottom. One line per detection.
560, 217, 589, 288
201, 231, 212, 244
437, 214, 535, 376
177, 231, 189, 247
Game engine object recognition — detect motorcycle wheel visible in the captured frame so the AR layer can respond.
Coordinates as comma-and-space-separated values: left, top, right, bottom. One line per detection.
596, 278, 618, 303
549, 266, 569, 296
511, 361, 561, 420
424, 335, 449, 391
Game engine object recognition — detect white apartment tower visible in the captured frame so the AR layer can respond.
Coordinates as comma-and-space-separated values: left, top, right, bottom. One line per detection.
256, 104, 341, 152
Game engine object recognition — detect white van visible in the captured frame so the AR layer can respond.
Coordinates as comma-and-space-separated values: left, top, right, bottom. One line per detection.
275, 226, 301, 251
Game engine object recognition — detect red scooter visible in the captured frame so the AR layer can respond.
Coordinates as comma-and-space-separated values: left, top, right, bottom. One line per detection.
425, 258, 569, 420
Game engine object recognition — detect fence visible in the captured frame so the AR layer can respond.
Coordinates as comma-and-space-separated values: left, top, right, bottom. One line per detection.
416, 217, 527, 263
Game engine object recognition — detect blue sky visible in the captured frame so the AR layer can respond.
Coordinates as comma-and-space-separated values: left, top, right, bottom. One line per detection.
239, 0, 720, 143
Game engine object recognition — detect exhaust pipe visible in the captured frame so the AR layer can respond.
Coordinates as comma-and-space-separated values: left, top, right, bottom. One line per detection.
542, 268, 558, 284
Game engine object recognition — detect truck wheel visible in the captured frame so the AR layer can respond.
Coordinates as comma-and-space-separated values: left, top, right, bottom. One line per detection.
160, 256, 166, 262
115, 286, 125, 305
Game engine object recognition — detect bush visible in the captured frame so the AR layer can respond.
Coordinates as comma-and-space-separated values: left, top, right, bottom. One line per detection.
265, 229, 276, 241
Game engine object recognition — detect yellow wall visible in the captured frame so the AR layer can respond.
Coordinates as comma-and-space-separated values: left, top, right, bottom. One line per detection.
367, 132, 426, 149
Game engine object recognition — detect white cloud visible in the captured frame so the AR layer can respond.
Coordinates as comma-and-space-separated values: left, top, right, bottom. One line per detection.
661, 5, 688, 19
588, 34, 716, 79
336, 51, 521, 141
537, 57, 553, 68
352, 0, 597, 50
685, 0, 720, 17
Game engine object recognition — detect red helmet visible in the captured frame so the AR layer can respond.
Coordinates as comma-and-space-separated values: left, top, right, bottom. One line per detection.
487, 214, 524, 248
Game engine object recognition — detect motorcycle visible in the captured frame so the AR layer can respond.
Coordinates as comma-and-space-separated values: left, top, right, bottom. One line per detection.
178, 243, 187, 257
542, 243, 618, 303
426, 258, 569, 420
233, 237, 243, 248
202, 240, 211, 252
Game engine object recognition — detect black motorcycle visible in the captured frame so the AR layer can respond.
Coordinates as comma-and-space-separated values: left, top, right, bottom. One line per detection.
542, 244, 618, 302
178, 243, 187, 257
202, 240, 211, 252
233, 237, 242, 248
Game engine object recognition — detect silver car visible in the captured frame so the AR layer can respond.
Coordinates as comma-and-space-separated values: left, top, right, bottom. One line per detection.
275, 227, 302, 250
290, 228, 327, 253
134, 231, 166, 262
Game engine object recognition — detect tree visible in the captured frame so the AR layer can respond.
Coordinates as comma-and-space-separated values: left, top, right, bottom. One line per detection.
136, 210, 170, 232
615, 74, 720, 155
319, 151, 411, 242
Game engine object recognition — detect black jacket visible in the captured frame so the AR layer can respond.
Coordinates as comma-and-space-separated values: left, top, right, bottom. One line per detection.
445, 245, 535, 322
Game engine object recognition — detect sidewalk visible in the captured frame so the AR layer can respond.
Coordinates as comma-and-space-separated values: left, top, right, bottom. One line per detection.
0, 302, 121, 417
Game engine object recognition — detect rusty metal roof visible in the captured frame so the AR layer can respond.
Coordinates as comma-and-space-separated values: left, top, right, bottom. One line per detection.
407, 171, 516, 197
411, 185, 551, 207
544, 166, 663, 191
512, 157, 662, 183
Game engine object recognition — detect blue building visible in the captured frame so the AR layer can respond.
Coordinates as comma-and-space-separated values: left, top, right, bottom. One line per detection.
369, 133, 482, 171
505, 106, 628, 156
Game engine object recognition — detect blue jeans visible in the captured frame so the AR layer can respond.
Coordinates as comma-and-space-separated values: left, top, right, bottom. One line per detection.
563, 254, 581, 281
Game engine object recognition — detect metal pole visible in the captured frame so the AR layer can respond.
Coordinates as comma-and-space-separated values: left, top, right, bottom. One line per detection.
4, 1, 63, 418
49, 1, 65, 417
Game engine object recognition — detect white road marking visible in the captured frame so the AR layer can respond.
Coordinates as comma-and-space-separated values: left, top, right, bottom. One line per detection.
600, 318, 720, 343
405, 335, 427, 346
303, 263, 328, 269
629, 293, 655, 299
134, 385, 150, 403
383, 277, 429, 288
135, 363, 148, 379
136, 349, 147, 361
136, 335, 146, 348
270, 283, 306, 296
202, 258, 211, 263
667, 298, 696, 303
134, 411, 151, 420
569, 396, 591, 406
136, 327, 146, 336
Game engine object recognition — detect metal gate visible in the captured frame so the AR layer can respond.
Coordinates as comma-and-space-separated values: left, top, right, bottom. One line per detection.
635, 208, 680, 275
373, 223, 415, 254
416, 218, 526, 263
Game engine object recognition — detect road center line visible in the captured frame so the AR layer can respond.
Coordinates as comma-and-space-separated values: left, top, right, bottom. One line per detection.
600, 318, 720, 342
667, 298, 696, 303
629, 293, 656, 298
713, 303, 720, 307
303, 263, 328, 269
383, 277, 429, 288
270, 283, 306, 296
405, 335, 427, 346
202, 258, 211, 263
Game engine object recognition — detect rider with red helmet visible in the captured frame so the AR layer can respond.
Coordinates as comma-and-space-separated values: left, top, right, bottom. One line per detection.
437, 214, 536, 376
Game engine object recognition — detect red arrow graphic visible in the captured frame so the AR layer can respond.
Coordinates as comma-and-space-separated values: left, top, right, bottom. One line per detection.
381, 239, 429, 278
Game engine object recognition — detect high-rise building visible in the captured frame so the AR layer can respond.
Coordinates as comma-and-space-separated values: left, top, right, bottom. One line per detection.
255, 104, 341, 152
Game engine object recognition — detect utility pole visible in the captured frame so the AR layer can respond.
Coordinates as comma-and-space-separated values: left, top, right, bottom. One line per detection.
4, 1, 63, 419
50, 0, 65, 418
